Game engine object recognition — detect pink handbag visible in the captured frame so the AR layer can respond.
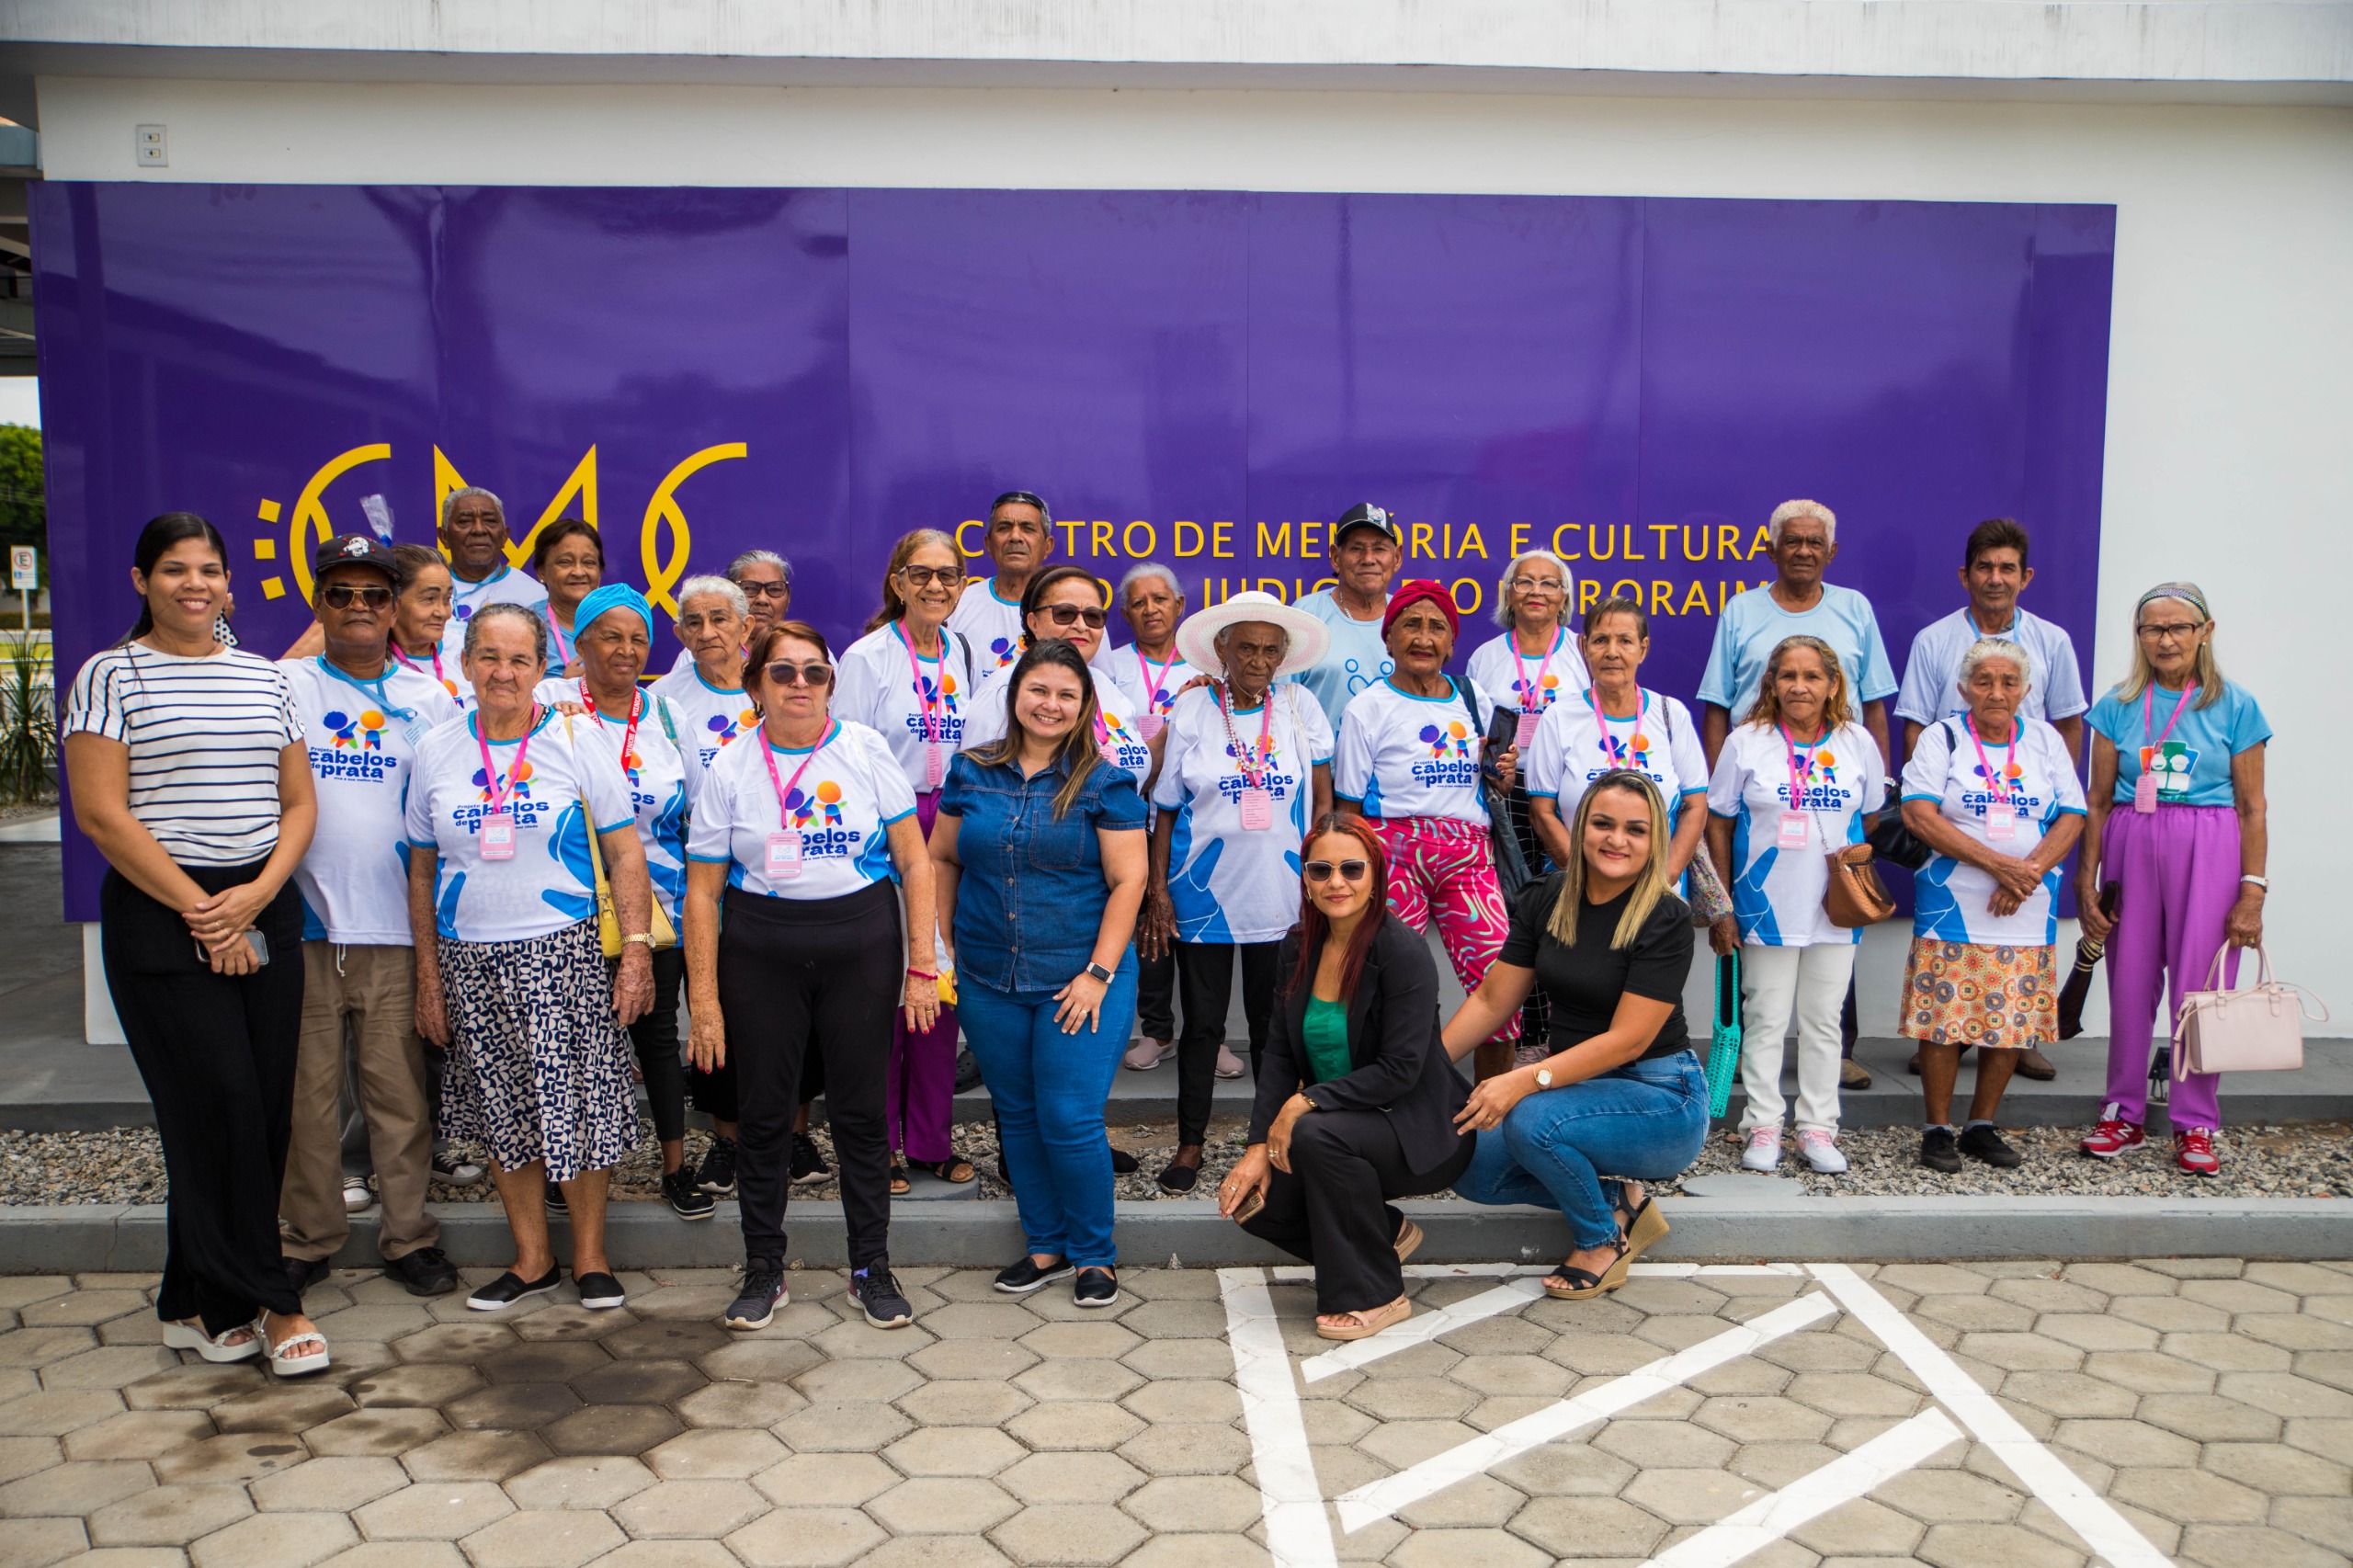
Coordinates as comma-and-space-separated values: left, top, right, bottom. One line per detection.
2172, 946, 2328, 1078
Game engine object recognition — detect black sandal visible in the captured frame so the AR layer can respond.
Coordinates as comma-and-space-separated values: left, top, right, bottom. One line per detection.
912, 1157, 976, 1186
1155, 1162, 1199, 1193
1542, 1234, 1631, 1301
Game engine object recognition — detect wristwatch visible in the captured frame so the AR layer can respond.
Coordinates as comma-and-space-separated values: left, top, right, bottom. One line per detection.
623, 933, 655, 948
1532, 1067, 1553, 1088
1084, 961, 1114, 983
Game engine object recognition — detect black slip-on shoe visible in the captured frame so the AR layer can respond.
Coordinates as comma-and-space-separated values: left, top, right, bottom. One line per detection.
1074, 1267, 1120, 1308
993, 1256, 1074, 1295
1958, 1124, 2025, 1168
1918, 1127, 1963, 1174
385, 1246, 459, 1298
574, 1271, 627, 1311
467, 1265, 563, 1312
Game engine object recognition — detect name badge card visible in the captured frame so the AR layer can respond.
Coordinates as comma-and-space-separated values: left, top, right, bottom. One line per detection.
1986, 806, 2018, 842
924, 746, 943, 791
1138, 713, 1165, 742
1777, 811, 1810, 850
1515, 711, 1540, 750
1238, 787, 1274, 832
1098, 744, 1121, 767
481, 812, 517, 860
766, 830, 803, 881
2133, 772, 2159, 814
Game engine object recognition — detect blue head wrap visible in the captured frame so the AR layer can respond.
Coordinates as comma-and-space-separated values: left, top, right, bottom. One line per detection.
574, 583, 654, 642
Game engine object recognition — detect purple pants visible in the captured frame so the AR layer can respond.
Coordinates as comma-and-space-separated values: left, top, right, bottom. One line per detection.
2103, 804, 2240, 1132
887, 790, 960, 1164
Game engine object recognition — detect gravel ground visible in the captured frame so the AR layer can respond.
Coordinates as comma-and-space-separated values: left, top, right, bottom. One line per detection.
4, 1116, 2346, 1207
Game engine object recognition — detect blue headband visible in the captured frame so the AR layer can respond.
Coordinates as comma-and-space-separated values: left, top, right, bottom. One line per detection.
2135, 582, 2210, 623
574, 584, 654, 642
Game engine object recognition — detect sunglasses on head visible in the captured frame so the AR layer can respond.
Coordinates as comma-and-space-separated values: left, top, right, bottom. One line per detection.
322, 583, 394, 609
1040, 604, 1108, 630
1303, 859, 1372, 884
764, 661, 833, 687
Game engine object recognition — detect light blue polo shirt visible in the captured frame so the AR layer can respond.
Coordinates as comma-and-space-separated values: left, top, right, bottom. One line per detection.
1895, 606, 2087, 727
1698, 582, 1898, 721
1290, 588, 1395, 731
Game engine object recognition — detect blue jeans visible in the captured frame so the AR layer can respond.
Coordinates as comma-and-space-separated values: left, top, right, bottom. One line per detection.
1455, 1052, 1710, 1249
958, 959, 1139, 1268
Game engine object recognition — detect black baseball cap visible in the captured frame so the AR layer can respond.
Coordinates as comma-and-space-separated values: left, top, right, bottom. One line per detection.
1334, 503, 1401, 545
313, 534, 400, 585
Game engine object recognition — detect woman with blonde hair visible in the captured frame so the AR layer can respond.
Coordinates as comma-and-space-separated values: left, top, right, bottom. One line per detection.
1705, 635, 1886, 1175
1446, 771, 1704, 1300
2075, 582, 2269, 1176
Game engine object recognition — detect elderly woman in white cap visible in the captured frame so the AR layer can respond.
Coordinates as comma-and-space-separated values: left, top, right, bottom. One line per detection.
1137, 591, 1335, 1192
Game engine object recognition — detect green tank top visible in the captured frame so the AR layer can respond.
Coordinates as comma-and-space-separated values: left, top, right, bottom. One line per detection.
1302, 995, 1351, 1085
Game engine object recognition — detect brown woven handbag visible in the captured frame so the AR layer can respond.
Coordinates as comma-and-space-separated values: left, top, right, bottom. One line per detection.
1822, 842, 1896, 928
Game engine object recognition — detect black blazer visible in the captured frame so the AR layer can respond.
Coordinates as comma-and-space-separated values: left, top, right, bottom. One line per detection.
1247, 919, 1472, 1175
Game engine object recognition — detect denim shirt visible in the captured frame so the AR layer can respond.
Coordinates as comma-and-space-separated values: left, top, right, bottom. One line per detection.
939, 750, 1147, 994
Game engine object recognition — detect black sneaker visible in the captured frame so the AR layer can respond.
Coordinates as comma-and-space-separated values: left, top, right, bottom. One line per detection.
953, 1047, 983, 1093
1959, 1124, 2024, 1168
724, 1262, 790, 1330
993, 1256, 1074, 1295
467, 1265, 563, 1312
662, 1169, 716, 1221
697, 1137, 740, 1198
790, 1132, 831, 1186
574, 1271, 627, 1311
1918, 1126, 1963, 1174
385, 1246, 459, 1298
544, 1183, 568, 1216
284, 1255, 332, 1297
848, 1257, 913, 1328
430, 1147, 485, 1187
1074, 1267, 1120, 1308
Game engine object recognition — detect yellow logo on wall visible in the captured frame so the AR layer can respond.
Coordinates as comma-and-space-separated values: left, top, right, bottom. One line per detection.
249, 441, 746, 616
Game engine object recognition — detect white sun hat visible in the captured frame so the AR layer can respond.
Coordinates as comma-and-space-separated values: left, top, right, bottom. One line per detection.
1173, 590, 1332, 678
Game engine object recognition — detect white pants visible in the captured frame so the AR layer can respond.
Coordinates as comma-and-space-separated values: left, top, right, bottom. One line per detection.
1737, 942, 1858, 1136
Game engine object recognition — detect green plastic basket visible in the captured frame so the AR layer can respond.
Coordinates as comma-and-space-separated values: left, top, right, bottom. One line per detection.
1706, 952, 1743, 1119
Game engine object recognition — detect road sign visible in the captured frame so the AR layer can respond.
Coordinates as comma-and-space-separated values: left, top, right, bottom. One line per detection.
7, 547, 33, 592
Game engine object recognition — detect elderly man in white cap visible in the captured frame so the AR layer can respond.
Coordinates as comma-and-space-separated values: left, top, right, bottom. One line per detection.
1137, 591, 1335, 1192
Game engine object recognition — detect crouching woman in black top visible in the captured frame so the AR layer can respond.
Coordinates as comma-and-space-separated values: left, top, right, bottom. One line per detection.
1217, 814, 1472, 1342
1447, 769, 1706, 1301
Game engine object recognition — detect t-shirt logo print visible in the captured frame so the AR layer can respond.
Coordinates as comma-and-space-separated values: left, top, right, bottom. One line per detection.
2140, 741, 2198, 800
1600, 726, 1652, 769
786, 780, 846, 829
1419, 721, 1474, 759
324, 708, 387, 751
988, 636, 1018, 670
1789, 748, 1838, 804
707, 708, 758, 749
1516, 673, 1563, 710
472, 760, 533, 801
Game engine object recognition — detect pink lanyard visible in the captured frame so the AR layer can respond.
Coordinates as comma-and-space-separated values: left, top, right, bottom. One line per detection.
1778, 723, 1822, 814
395, 645, 452, 689
1216, 684, 1278, 787
1588, 688, 1648, 763
473, 710, 537, 814
1513, 631, 1561, 713
897, 623, 947, 784
761, 722, 837, 825
1135, 648, 1176, 712
1964, 714, 2016, 809
584, 687, 641, 778
548, 612, 574, 668
2143, 683, 2196, 758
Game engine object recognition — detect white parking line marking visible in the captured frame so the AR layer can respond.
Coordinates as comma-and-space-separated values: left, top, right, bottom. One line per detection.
1332, 1291, 1840, 1532
1220, 1267, 1340, 1568
1808, 1264, 2173, 1568
1648, 1409, 1965, 1568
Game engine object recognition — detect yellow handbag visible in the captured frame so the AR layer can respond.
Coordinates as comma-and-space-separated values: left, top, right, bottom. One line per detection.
564, 711, 679, 959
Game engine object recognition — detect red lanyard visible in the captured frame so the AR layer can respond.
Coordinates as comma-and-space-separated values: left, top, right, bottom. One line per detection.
473, 709, 537, 813
1964, 714, 2016, 807
1135, 647, 1177, 711
583, 686, 641, 778
2143, 683, 2196, 755
761, 722, 837, 824
1587, 687, 1648, 763
1778, 722, 1823, 812
1216, 683, 1278, 788
1513, 630, 1562, 714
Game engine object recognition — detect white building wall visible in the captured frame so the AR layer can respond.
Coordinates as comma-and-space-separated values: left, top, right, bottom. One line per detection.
35, 74, 2353, 1036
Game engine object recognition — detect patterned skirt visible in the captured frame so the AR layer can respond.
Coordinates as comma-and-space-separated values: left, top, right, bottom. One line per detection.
1899, 937, 2058, 1050
438, 917, 637, 1183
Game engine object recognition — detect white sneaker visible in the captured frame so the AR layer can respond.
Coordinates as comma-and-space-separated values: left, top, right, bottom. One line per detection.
1122, 1037, 1176, 1071
1739, 1128, 1782, 1172
1797, 1129, 1848, 1174
1213, 1045, 1248, 1080
341, 1178, 375, 1214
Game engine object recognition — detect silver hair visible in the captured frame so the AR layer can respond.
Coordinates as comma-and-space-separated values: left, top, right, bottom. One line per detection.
1957, 636, 2029, 689
1768, 498, 1836, 547
676, 574, 749, 623
1490, 549, 1575, 629
440, 485, 505, 529
726, 549, 792, 586
460, 600, 549, 666
1117, 562, 1183, 604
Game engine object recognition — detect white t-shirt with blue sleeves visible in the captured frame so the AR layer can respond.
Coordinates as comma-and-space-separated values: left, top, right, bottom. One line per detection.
1105, 645, 1197, 735
1706, 720, 1888, 949
1902, 715, 2086, 948
947, 581, 1028, 678
833, 622, 977, 794
1150, 684, 1335, 945
284, 657, 460, 946
436, 563, 549, 663
1894, 607, 2088, 727
1290, 588, 1395, 731
648, 663, 761, 774
2085, 681, 2270, 809
685, 719, 915, 901
1526, 688, 1709, 826
1464, 628, 1590, 726
1698, 583, 1899, 721
1334, 676, 1499, 829
405, 707, 637, 944
533, 679, 697, 928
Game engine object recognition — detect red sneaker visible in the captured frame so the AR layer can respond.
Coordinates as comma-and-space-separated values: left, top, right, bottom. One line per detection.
2175, 1128, 2221, 1176
2080, 1107, 2146, 1159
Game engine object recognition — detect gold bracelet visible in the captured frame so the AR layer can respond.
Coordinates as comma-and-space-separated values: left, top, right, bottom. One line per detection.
623, 933, 654, 947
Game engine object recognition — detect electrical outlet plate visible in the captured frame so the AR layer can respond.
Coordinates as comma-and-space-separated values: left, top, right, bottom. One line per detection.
135, 124, 167, 167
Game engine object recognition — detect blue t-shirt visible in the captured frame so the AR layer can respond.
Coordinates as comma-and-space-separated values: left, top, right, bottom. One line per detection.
1290, 588, 1395, 731
1698, 582, 1898, 721
2085, 681, 2270, 808
1894, 606, 2087, 727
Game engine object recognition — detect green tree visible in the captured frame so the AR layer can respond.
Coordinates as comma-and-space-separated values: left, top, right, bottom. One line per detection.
0, 423, 41, 585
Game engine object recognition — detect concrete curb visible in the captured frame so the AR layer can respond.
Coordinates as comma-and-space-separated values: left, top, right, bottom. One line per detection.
4, 1196, 2347, 1274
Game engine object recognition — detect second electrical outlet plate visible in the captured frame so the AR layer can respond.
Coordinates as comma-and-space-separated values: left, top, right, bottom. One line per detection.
135, 124, 167, 166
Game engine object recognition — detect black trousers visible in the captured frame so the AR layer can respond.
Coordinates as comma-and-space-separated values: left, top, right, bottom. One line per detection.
102, 863, 307, 1335
1241, 1109, 1474, 1315
1175, 938, 1281, 1147
624, 946, 688, 1144
715, 882, 897, 1268
1136, 943, 1177, 1042
1502, 781, 1552, 1051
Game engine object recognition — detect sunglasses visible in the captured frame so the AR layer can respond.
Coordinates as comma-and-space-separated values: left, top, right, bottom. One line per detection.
764, 661, 833, 687
898, 565, 964, 588
740, 581, 790, 599
1040, 605, 1108, 630
1303, 859, 1372, 884
321, 583, 394, 609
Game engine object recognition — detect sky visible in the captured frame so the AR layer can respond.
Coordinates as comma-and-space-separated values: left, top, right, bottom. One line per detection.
0, 380, 38, 428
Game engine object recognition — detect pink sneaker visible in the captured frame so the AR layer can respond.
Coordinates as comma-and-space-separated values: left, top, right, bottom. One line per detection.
2080, 1104, 2146, 1159
2175, 1128, 2221, 1176
1796, 1129, 1847, 1174
1739, 1127, 1782, 1172
1122, 1037, 1176, 1071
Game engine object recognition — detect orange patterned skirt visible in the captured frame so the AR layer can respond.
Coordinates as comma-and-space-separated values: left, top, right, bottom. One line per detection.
1898, 937, 2057, 1049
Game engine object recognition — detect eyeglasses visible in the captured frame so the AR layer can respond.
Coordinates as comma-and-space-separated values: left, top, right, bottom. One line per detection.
764, 662, 833, 687
898, 565, 964, 588
740, 581, 790, 599
2137, 621, 2200, 642
1511, 577, 1565, 595
1040, 605, 1108, 630
322, 584, 394, 609
1303, 859, 1372, 884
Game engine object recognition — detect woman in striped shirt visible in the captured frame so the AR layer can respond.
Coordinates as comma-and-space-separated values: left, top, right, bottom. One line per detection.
64, 513, 330, 1378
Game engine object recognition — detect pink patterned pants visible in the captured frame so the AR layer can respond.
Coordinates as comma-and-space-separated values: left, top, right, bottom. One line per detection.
1371, 815, 1518, 1044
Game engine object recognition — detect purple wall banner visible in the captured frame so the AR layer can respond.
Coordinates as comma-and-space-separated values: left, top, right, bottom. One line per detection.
32, 184, 2116, 919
